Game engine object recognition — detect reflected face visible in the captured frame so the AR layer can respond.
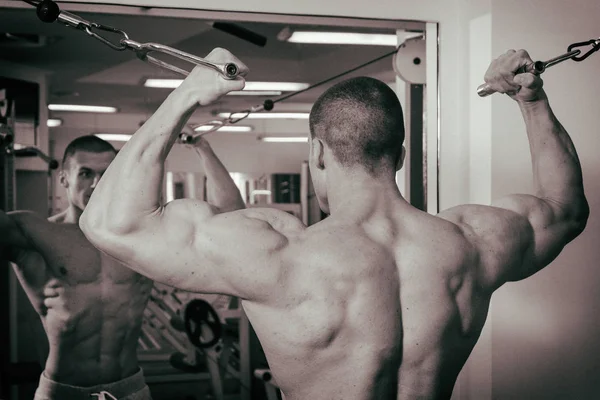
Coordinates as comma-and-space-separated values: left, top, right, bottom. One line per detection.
60, 151, 115, 211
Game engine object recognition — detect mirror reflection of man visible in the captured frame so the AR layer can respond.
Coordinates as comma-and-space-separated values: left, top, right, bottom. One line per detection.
0, 133, 245, 400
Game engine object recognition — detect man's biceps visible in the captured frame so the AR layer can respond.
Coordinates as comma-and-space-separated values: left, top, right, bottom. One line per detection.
523, 199, 564, 235
163, 199, 217, 220
533, 216, 576, 252
516, 206, 577, 272
525, 233, 565, 274
493, 196, 555, 231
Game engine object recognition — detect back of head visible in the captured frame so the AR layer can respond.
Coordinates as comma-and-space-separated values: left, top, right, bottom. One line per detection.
62, 135, 116, 169
309, 76, 405, 174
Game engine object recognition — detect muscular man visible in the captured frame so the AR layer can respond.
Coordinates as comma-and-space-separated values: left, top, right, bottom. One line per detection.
80, 48, 589, 399
0, 134, 244, 400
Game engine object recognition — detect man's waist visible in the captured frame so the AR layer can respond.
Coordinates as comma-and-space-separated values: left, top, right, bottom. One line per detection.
35, 367, 147, 399
44, 349, 140, 387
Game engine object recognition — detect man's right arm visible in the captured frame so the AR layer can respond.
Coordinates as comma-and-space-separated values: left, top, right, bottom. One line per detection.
489, 97, 588, 277
440, 50, 589, 291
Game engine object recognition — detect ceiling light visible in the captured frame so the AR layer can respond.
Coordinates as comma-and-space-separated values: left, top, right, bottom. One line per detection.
244, 82, 309, 91
260, 137, 308, 143
144, 79, 308, 92
194, 125, 253, 132
218, 112, 309, 120
286, 31, 398, 46
47, 118, 62, 127
94, 133, 132, 142
252, 190, 272, 195
227, 90, 282, 96
49, 104, 117, 113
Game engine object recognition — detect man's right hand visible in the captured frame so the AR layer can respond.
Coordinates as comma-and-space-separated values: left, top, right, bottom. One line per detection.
176, 47, 249, 107
483, 49, 546, 103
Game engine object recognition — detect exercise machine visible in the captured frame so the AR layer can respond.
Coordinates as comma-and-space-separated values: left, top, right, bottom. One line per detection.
254, 369, 281, 400
138, 284, 251, 400
0, 84, 59, 400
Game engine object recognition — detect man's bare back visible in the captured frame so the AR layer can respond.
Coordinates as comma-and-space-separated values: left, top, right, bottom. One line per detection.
5, 210, 152, 386
241, 195, 490, 400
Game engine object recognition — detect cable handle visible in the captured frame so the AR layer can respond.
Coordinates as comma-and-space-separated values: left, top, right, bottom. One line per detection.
122, 40, 240, 80
477, 61, 546, 97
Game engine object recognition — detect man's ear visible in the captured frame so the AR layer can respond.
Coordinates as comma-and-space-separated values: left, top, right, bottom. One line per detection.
313, 138, 325, 170
59, 170, 68, 188
396, 146, 406, 171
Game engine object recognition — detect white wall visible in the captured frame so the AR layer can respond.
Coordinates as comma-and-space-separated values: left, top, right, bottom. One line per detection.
489, 0, 600, 399
461, 5, 493, 399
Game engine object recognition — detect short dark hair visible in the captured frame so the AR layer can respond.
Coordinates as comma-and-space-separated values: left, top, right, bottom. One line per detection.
62, 135, 116, 168
309, 77, 405, 174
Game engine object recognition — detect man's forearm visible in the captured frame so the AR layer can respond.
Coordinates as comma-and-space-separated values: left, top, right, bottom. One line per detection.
82, 87, 197, 232
520, 96, 588, 218
196, 145, 245, 212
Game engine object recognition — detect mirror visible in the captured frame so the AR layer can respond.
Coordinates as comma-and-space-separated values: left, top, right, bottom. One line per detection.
0, 3, 436, 399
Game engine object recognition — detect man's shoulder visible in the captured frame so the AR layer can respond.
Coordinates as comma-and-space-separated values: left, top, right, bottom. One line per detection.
9, 209, 84, 247
238, 206, 307, 238
8, 209, 66, 226
7, 210, 47, 228
434, 204, 532, 279
436, 203, 531, 246
47, 214, 65, 224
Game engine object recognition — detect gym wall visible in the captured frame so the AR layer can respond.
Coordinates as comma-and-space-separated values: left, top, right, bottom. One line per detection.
489, 1, 600, 399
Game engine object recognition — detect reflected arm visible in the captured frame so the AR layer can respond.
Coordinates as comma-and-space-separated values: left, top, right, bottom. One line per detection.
195, 139, 245, 212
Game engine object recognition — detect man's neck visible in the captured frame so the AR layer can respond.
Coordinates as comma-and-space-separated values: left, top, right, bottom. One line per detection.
52, 205, 82, 225
327, 170, 405, 217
